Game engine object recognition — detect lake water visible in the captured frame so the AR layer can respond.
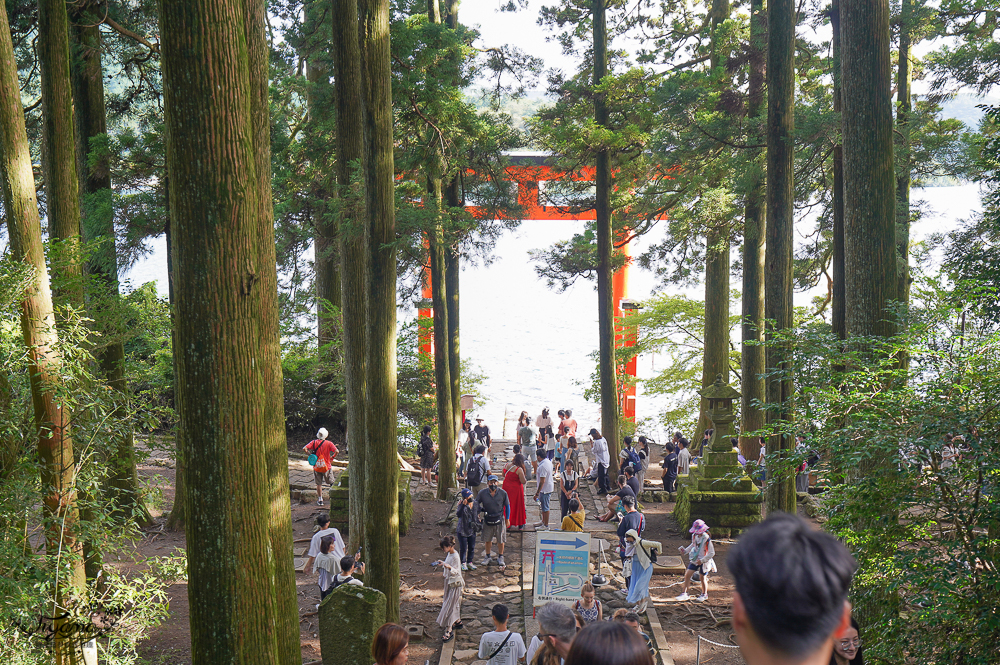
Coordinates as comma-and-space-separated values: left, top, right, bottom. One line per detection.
124, 183, 983, 442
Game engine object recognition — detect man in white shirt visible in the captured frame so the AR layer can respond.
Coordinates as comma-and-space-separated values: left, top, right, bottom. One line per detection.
590, 429, 611, 494
533, 449, 554, 530
304, 514, 345, 575
478, 604, 526, 665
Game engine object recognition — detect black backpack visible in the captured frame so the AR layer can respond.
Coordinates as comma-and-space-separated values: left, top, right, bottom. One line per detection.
466, 456, 486, 487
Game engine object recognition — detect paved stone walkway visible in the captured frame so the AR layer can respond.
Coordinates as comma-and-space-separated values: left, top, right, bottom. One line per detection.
439, 439, 676, 665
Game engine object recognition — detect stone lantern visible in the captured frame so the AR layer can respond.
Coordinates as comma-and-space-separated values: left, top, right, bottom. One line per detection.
701, 373, 741, 453
673, 373, 762, 536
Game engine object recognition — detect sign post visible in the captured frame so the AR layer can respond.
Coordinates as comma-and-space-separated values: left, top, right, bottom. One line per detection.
533, 531, 592, 608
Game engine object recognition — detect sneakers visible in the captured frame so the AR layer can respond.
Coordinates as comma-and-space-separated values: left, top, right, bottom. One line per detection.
467, 562, 477, 570
317, 497, 324, 506
461, 563, 468, 571
616, 589, 628, 597
696, 594, 709, 602
497, 556, 506, 568
532, 521, 544, 528
536, 524, 548, 531
482, 556, 493, 566
675, 592, 690, 601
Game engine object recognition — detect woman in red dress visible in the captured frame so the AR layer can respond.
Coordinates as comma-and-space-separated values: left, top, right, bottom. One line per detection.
502, 453, 528, 529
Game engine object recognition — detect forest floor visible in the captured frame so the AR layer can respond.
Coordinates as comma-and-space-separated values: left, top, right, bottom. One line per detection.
130, 435, 808, 664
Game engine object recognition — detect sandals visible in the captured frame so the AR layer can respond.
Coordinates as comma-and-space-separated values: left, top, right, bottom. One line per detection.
453, 621, 464, 630
442, 630, 454, 642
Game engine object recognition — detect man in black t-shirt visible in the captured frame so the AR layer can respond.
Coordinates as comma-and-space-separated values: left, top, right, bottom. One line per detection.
597, 475, 635, 522
624, 466, 641, 497
661, 442, 679, 492
473, 416, 492, 453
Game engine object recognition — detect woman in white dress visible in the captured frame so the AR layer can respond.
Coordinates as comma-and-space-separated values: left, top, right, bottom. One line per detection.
434, 535, 464, 642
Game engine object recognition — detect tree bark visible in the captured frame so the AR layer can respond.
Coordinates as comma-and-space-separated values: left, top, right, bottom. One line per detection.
427, 1, 456, 498
246, 0, 300, 660
333, 0, 370, 554
697, 0, 732, 446
764, 0, 797, 515
160, 0, 282, 660
445, 193, 462, 440
70, 0, 150, 527
842, 0, 897, 340
895, 0, 912, 310
831, 0, 846, 344
1, 9, 87, 662
594, 0, 620, 469
38, 0, 84, 306
360, 0, 401, 622
740, 0, 766, 463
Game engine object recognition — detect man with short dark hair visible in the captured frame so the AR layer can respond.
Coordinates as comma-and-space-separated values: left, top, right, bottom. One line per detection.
728, 513, 857, 665
473, 416, 492, 452
478, 603, 526, 665
597, 474, 636, 522
618, 610, 656, 658
535, 602, 576, 661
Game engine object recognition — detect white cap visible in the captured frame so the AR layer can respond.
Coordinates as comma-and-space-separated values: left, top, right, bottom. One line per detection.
317, 427, 329, 440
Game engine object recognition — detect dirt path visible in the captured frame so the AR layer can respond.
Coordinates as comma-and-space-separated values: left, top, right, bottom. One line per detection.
131, 437, 751, 665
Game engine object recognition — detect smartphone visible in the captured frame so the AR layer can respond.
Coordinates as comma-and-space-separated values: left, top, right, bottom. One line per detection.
355, 546, 362, 559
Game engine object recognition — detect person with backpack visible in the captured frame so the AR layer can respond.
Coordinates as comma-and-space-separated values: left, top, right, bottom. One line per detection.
619, 436, 642, 479
304, 427, 338, 506
636, 436, 651, 489
661, 442, 679, 492
456, 488, 479, 571
330, 555, 365, 591
676, 519, 717, 602
418, 424, 437, 486
466, 444, 491, 495
624, 528, 661, 614
477, 475, 511, 569
517, 416, 537, 480
478, 604, 527, 665
561, 497, 586, 532
473, 416, 493, 453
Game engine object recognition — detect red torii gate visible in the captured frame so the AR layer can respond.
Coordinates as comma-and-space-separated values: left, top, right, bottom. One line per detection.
418, 154, 639, 421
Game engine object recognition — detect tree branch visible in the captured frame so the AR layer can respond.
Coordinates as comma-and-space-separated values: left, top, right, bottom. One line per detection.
104, 16, 160, 54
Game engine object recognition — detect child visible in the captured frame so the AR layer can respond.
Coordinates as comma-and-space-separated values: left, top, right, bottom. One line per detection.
314, 536, 338, 599
434, 535, 464, 642
676, 519, 716, 602
573, 582, 603, 623
331, 555, 365, 589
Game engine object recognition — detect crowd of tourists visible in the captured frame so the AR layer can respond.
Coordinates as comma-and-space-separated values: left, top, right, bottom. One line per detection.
368, 513, 864, 665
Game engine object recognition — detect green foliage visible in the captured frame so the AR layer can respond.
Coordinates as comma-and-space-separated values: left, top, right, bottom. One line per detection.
0, 263, 175, 664
768, 280, 1000, 662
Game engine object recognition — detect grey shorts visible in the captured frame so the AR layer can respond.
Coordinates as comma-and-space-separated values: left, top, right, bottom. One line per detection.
483, 521, 506, 544
314, 468, 333, 487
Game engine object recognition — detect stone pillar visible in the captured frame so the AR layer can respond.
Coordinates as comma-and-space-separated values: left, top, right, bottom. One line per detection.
319, 585, 388, 665
674, 374, 762, 537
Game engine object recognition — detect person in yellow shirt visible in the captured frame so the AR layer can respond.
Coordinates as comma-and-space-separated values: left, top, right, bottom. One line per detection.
561, 497, 586, 531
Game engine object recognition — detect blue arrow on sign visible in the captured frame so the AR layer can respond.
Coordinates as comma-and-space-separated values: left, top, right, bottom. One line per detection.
540, 538, 587, 549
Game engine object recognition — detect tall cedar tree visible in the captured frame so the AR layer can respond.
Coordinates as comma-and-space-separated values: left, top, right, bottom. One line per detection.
896, 0, 912, 307
160, 0, 291, 660
840, 0, 899, 639
37, 0, 83, 305
333, 0, 370, 552
247, 0, 301, 660
594, 0, 621, 468
740, 0, 766, 463
360, 0, 402, 621
70, 0, 150, 527
698, 0, 732, 444
427, 2, 456, 499
831, 0, 846, 344
764, 0, 797, 514
444, 0, 463, 444
0, 6, 88, 663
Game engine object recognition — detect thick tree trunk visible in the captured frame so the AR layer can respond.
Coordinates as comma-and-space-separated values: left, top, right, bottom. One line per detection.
895, 0, 912, 310
840, 0, 899, 641
740, 0, 766, 463
246, 0, 300, 660
38, 0, 84, 305
309, 53, 343, 367
71, 0, 150, 527
333, 0, 370, 553
764, 0, 796, 515
160, 0, 282, 661
427, 3, 456, 498
360, 0, 401, 622
842, 0, 897, 340
594, 0, 620, 469
831, 0, 846, 343
698, 0, 732, 446
0, 10, 87, 663
445, 195, 462, 439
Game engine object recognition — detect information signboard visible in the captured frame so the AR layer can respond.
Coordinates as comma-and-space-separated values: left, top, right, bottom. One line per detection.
533, 531, 591, 607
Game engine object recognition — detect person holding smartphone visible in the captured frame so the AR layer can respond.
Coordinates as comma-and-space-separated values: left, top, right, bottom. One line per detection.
456, 488, 479, 571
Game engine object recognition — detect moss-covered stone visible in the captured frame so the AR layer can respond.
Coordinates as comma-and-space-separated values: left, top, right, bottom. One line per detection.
319, 585, 387, 665
327, 471, 412, 536
398, 474, 412, 537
